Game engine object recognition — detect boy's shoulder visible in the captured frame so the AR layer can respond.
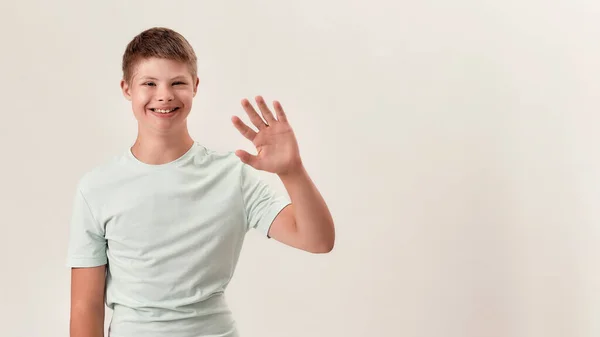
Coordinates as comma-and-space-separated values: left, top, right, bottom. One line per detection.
195, 143, 237, 163
75, 152, 129, 194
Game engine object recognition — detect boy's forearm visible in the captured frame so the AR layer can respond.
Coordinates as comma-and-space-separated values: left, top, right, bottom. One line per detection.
278, 165, 335, 252
70, 305, 105, 337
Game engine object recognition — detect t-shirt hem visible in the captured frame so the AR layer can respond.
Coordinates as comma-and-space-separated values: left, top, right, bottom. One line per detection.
256, 200, 292, 238
66, 257, 108, 268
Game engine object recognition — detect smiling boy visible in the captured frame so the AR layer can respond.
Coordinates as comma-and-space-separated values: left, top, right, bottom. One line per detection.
66, 27, 335, 337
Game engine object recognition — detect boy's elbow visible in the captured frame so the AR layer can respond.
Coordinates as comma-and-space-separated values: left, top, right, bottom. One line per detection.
313, 242, 334, 254
309, 234, 335, 254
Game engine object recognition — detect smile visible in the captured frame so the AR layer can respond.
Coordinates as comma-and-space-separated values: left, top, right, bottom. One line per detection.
150, 107, 180, 114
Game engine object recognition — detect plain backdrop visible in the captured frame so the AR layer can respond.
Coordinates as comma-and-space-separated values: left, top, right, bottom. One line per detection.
0, 1, 598, 336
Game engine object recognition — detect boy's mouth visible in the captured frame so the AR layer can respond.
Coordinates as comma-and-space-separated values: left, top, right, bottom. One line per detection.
149, 107, 180, 115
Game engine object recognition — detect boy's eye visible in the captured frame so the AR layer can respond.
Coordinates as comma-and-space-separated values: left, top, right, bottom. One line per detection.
144, 82, 156, 86
173, 81, 186, 85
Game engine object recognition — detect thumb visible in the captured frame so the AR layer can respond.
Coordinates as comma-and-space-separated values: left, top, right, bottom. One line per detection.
235, 150, 260, 168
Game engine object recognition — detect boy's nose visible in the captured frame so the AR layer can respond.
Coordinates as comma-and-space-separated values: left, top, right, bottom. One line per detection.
156, 88, 175, 101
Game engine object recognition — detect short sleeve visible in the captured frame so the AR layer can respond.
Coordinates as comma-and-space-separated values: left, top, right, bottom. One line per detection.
240, 163, 291, 237
66, 185, 107, 268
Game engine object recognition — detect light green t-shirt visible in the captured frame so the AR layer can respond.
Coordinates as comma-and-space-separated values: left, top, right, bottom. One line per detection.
66, 142, 291, 337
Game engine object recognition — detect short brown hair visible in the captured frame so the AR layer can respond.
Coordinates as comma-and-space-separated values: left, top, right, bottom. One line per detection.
122, 27, 197, 83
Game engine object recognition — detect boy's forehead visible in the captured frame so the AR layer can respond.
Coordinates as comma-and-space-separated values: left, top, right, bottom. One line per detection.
133, 57, 194, 79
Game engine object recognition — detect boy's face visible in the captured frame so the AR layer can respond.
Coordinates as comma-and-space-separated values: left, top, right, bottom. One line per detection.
121, 57, 199, 134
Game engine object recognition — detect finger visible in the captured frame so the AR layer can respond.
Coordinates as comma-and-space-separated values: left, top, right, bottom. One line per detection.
235, 149, 260, 168
255, 96, 276, 124
241, 99, 268, 130
273, 100, 288, 123
231, 116, 257, 141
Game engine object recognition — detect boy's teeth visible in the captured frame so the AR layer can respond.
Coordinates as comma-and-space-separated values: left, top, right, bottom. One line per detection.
154, 108, 176, 114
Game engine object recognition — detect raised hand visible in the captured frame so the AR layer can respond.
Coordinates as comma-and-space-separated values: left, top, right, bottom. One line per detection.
231, 96, 303, 176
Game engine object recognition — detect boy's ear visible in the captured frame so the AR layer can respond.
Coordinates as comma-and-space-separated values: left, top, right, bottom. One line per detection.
120, 79, 132, 101
193, 77, 200, 97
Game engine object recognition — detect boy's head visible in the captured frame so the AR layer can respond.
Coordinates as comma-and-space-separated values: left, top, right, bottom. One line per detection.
120, 27, 200, 134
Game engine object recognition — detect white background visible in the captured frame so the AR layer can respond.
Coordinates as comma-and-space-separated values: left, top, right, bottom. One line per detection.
0, 1, 598, 336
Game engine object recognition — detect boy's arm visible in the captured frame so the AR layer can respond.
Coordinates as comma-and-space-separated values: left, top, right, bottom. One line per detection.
70, 266, 106, 337
268, 166, 335, 253
233, 96, 336, 253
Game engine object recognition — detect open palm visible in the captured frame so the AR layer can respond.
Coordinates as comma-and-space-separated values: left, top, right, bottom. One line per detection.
232, 96, 302, 175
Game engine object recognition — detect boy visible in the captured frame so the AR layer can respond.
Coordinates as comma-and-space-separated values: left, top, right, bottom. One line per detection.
66, 27, 335, 337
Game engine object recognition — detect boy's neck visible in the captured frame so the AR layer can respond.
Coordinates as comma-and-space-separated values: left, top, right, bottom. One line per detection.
130, 128, 195, 165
